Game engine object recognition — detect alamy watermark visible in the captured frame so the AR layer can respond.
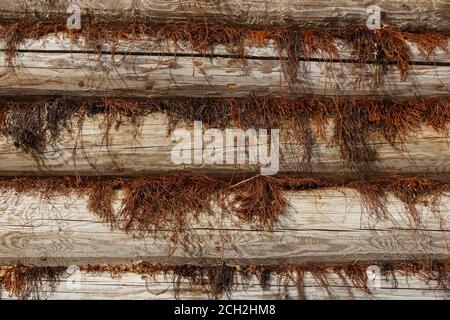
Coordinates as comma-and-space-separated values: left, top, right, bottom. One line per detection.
171, 121, 280, 176
366, 265, 382, 290
366, 5, 381, 30
65, 265, 81, 290
66, 1, 81, 30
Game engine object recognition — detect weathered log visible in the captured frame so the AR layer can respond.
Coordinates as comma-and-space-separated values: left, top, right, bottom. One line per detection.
1, 33, 448, 98
0, 190, 448, 266
1, 270, 448, 300
0, 113, 447, 178
0, 1, 449, 33
2, 34, 449, 63
1, 49, 449, 98
1, 55, 449, 98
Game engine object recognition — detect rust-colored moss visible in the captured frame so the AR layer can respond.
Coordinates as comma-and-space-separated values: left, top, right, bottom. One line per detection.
117, 175, 227, 242
349, 176, 450, 228
0, 265, 65, 300
0, 99, 77, 166
229, 176, 288, 229
404, 32, 449, 56
0, 20, 64, 64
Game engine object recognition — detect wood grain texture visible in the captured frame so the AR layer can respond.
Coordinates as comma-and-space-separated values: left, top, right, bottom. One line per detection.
1, 49, 450, 98
0, 189, 448, 266
1, 34, 449, 98
1, 271, 449, 300
0, 113, 448, 178
0, 1, 449, 33
2, 35, 449, 63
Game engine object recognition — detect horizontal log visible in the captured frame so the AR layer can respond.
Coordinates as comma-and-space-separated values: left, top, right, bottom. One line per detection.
0, 1, 449, 33
0, 113, 447, 178
2, 34, 449, 64
1, 35, 448, 98
0, 189, 448, 266
1, 50, 449, 98
1, 271, 448, 300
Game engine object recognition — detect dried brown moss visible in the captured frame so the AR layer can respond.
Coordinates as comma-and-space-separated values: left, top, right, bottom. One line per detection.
0, 98, 150, 170
337, 28, 412, 85
161, 96, 450, 174
349, 176, 450, 228
0, 175, 323, 233
0, 99, 77, 166
0, 265, 65, 300
381, 260, 450, 291
117, 175, 227, 241
1, 261, 449, 299
0, 20, 64, 64
274, 29, 339, 85
1, 96, 448, 174
229, 176, 288, 228
229, 176, 326, 228
404, 32, 449, 56
0, 20, 448, 83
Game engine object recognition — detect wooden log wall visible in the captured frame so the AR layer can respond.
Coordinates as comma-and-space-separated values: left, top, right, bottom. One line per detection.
0, 1, 449, 300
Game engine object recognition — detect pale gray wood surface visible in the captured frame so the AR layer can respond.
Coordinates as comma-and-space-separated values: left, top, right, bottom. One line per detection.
1, 51, 449, 98
2, 35, 449, 63
0, 189, 448, 266
1, 271, 449, 300
0, 113, 447, 177
1, 34, 449, 98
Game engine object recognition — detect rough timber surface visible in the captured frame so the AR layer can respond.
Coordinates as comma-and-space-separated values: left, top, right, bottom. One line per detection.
0, 113, 447, 178
0, 35, 450, 98
1, 270, 449, 300
0, 189, 448, 266
0, 1, 449, 33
